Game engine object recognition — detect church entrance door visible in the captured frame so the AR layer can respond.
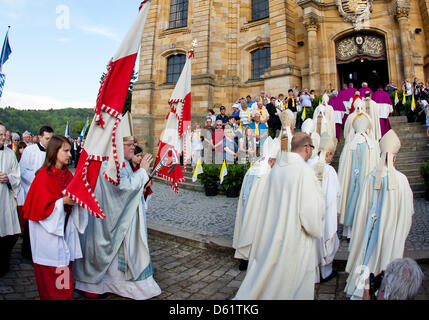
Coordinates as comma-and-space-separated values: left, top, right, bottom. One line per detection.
338, 58, 389, 92
336, 32, 388, 92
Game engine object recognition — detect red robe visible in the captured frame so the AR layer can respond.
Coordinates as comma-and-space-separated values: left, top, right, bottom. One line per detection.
23, 165, 75, 300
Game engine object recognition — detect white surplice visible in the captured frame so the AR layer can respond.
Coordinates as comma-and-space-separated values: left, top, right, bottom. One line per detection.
344, 167, 414, 299
0, 147, 21, 237
234, 152, 325, 300
29, 199, 88, 267
19, 143, 46, 198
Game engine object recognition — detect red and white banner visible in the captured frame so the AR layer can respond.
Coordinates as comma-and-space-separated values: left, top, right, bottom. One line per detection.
65, 1, 151, 219
153, 50, 194, 193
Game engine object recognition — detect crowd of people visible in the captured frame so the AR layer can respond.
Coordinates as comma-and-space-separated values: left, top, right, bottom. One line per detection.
191, 80, 429, 170
0, 78, 427, 301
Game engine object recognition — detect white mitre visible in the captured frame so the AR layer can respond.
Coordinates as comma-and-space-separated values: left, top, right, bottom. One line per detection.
322, 93, 330, 106
375, 129, 401, 190
314, 132, 337, 181
301, 118, 315, 135
352, 112, 371, 134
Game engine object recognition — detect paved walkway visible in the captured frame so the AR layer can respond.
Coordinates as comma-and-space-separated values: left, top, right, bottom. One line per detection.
147, 182, 429, 260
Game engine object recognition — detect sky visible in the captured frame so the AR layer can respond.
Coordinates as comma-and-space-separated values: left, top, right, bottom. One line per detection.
0, 0, 143, 110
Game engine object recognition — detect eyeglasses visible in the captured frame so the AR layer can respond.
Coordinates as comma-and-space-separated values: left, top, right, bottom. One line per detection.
304, 144, 315, 149
124, 143, 135, 147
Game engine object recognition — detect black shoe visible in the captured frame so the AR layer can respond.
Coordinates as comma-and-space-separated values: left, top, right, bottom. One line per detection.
238, 260, 248, 271
320, 270, 337, 283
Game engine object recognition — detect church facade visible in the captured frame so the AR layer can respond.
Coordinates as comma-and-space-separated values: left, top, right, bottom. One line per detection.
132, 0, 429, 151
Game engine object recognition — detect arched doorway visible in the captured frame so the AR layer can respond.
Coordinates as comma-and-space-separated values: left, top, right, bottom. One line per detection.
336, 33, 389, 91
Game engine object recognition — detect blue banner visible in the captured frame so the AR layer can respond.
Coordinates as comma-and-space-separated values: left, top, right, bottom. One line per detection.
0, 30, 12, 70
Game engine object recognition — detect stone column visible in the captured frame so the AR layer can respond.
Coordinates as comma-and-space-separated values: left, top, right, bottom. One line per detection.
304, 15, 320, 92
395, 2, 414, 80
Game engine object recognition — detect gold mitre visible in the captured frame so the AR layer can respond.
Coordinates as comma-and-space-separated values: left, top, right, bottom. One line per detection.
352, 112, 371, 133
319, 132, 337, 154
120, 112, 135, 141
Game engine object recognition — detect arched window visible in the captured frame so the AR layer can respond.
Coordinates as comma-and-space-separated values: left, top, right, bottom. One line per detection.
166, 54, 186, 83
251, 47, 271, 80
252, 0, 269, 21
169, 0, 188, 29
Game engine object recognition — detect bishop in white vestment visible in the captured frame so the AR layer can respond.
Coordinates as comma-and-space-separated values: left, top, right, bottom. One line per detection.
313, 94, 336, 139
338, 114, 380, 239
345, 130, 414, 299
362, 93, 382, 142
233, 137, 280, 264
234, 133, 325, 300
308, 132, 341, 283
74, 132, 161, 300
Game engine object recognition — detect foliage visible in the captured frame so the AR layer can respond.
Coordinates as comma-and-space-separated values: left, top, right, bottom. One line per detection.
312, 96, 323, 108
0, 107, 94, 138
198, 164, 221, 187
297, 106, 315, 121
220, 164, 249, 191
420, 161, 429, 188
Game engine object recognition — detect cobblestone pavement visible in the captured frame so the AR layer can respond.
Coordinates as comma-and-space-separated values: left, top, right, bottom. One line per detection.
147, 182, 429, 257
1, 235, 428, 301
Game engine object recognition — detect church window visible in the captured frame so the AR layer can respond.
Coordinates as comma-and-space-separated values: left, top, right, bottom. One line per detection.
251, 0, 269, 21
169, 0, 188, 29
251, 47, 271, 80
166, 54, 186, 84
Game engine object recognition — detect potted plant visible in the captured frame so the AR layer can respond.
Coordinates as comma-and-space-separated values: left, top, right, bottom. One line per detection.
220, 164, 248, 198
198, 164, 221, 196
419, 161, 429, 201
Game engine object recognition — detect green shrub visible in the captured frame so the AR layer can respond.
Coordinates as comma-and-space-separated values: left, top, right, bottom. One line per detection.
219, 164, 249, 191
198, 164, 221, 187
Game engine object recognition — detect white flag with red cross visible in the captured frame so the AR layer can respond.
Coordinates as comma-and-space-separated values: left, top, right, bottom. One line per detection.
65, 1, 151, 219
153, 47, 195, 193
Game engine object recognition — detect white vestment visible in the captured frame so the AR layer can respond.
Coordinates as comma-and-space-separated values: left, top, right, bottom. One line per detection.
19, 143, 46, 198
338, 133, 380, 238
344, 167, 414, 299
313, 104, 336, 139
29, 200, 88, 267
363, 98, 382, 141
0, 147, 21, 237
233, 163, 271, 260
309, 157, 341, 283
234, 152, 325, 300
74, 162, 161, 300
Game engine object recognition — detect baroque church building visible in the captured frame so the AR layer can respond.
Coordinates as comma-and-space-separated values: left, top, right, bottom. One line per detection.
132, 0, 428, 150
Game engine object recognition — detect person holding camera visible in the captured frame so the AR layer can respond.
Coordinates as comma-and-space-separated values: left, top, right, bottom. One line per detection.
364, 258, 424, 300
344, 130, 414, 300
